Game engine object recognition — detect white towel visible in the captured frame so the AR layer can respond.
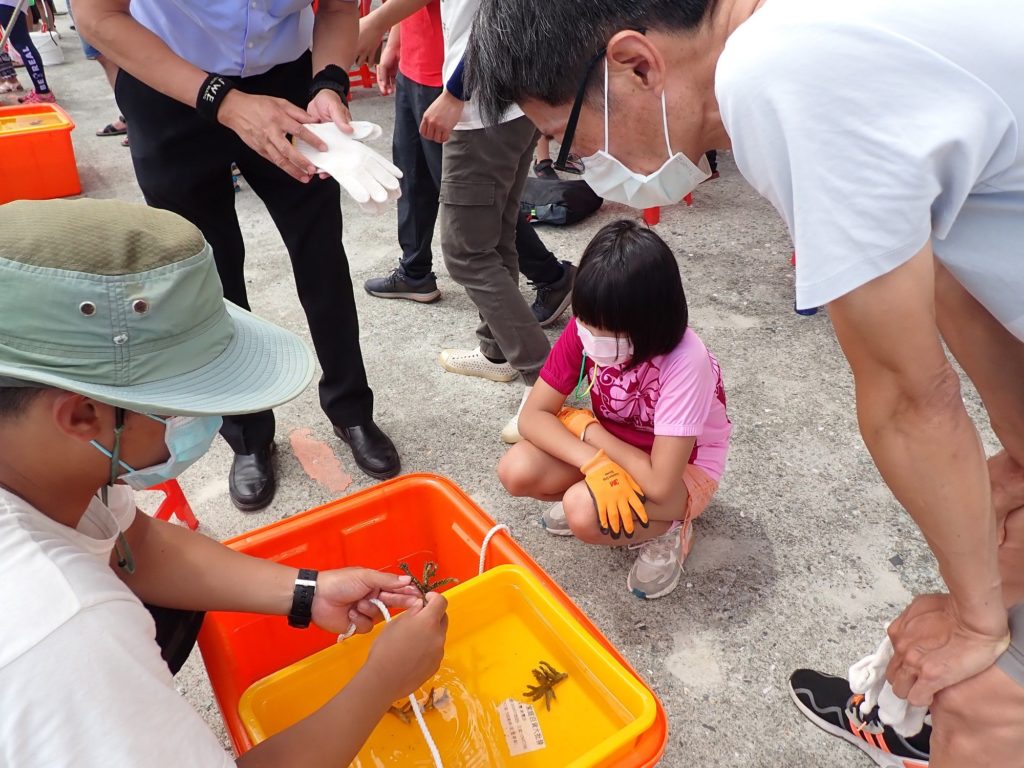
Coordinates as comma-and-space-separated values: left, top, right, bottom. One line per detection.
848, 631, 929, 736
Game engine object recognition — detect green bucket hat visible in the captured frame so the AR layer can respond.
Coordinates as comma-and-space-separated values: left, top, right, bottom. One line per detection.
0, 198, 315, 416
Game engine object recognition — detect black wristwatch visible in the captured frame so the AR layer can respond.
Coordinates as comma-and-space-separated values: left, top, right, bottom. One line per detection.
309, 64, 351, 104
288, 568, 318, 629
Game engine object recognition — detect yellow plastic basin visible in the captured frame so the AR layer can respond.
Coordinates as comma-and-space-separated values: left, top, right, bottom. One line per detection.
0, 106, 72, 137
239, 564, 657, 767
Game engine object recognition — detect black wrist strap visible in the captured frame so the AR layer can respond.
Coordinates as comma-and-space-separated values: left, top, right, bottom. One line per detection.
288, 568, 318, 629
309, 64, 350, 104
196, 73, 235, 123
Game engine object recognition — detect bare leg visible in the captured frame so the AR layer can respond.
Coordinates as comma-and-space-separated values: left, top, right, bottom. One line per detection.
560, 479, 680, 547
497, 440, 582, 502
534, 135, 551, 163
991, 450, 1024, 530
930, 507, 1024, 767
499, 440, 683, 545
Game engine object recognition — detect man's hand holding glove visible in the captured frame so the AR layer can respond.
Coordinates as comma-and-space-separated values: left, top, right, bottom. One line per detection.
580, 449, 648, 538
295, 122, 403, 213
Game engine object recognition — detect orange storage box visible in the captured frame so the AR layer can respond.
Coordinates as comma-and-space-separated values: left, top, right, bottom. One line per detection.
0, 103, 81, 204
198, 473, 668, 766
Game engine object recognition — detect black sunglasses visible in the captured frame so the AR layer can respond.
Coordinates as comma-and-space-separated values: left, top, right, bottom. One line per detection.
554, 28, 646, 172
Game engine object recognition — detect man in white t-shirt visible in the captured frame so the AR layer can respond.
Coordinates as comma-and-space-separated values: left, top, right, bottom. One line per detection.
465, 0, 1024, 765
0, 199, 448, 767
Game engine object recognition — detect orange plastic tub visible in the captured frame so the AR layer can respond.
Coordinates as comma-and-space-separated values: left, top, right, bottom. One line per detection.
198, 473, 668, 766
0, 104, 81, 204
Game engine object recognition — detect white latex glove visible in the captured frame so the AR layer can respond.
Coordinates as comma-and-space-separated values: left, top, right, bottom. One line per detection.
849, 629, 929, 737
295, 122, 401, 212
348, 120, 384, 142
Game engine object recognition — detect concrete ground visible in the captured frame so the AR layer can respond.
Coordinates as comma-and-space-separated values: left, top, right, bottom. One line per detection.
24, 21, 1003, 766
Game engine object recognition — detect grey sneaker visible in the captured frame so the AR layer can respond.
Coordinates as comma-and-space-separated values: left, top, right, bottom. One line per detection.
626, 523, 693, 599
541, 502, 573, 536
365, 268, 441, 303
530, 261, 576, 327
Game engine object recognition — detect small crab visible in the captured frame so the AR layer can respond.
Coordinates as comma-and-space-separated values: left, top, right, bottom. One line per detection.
399, 561, 458, 605
386, 687, 446, 724
522, 661, 568, 711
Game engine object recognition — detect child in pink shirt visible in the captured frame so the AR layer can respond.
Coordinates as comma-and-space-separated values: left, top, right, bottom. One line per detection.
498, 220, 731, 599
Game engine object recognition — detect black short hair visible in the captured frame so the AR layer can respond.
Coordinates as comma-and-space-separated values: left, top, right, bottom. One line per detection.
466, 0, 719, 125
572, 220, 688, 366
0, 386, 45, 419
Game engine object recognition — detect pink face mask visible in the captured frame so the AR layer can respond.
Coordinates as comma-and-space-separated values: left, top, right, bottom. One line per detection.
577, 324, 633, 367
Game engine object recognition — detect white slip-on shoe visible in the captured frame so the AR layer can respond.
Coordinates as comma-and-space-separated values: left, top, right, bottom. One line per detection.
438, 347, 518, 382
500, 386, 532, 444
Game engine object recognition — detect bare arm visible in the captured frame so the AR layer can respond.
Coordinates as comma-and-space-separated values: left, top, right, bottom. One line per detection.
237, 664, 392, 768
115, 512, 295, 614
114, 513, 418, 632
829, 243, 1010, 703
375, 24, 401, 95
354, 0, 433, 67
312, 0, 361, 74
584, 425, 693, 505
829, 243, 1005, 634
518, 380, 599, 468
237, 594, 447, 768
74, 0, 207, 107
518, 380, 692, 504
74, 0, 332, 181
115, 513, 446, 767
364, 0, 433, 32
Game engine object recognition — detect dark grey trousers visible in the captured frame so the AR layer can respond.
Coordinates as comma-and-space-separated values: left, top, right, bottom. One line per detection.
439, 116, 551, 385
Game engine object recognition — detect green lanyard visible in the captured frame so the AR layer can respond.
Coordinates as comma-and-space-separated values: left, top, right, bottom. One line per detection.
571, 353, 600, 402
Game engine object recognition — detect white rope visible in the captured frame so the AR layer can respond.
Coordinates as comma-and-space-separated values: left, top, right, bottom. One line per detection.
334, 523, 514, 767
478, 523, 510, 575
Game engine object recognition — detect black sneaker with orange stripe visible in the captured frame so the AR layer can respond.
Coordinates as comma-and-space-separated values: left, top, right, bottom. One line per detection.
789, 669, 930, 768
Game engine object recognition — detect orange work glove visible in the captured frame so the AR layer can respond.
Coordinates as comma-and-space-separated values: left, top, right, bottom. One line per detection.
579, 449, 648, 539
557, 406, 598, 439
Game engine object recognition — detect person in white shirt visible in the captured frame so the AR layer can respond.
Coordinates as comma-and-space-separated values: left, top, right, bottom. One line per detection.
465, 1, 1024, 765
0, 198, 448, 768
413, 0, 573, 445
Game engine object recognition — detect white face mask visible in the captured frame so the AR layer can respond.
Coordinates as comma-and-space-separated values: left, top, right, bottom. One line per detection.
582, 61, 711, 209
578, 324, 633, 367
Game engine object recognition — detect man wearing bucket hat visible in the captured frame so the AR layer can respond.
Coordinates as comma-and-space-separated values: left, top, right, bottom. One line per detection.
74, 0, 402, 512
0, 199, 448, 766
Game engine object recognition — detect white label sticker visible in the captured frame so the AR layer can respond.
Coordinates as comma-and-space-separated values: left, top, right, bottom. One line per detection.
497, 698, 546, 757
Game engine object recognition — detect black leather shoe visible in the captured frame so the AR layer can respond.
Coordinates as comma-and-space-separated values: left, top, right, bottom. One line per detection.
333, 421, 400, 480
228, 443, 276, 512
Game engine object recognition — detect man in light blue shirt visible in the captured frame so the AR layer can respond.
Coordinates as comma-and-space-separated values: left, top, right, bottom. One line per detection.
77, 0, 403, 510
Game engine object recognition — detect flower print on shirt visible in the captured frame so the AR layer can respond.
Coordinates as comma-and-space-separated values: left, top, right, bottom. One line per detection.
595, 361, 661, 432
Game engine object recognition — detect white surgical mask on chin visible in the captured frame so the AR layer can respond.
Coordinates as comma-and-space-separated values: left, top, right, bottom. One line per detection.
582, 61, 711, 209
578, 324, 633, 367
